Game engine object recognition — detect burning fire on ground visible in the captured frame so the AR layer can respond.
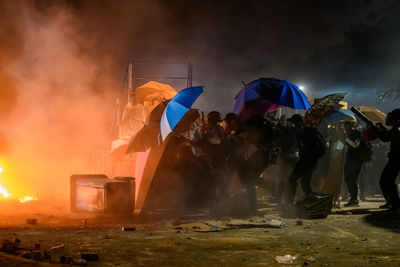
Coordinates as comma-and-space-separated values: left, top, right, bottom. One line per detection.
0, 167, 37, 203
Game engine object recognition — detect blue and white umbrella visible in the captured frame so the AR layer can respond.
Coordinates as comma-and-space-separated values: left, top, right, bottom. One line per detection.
160, 86, 203, 141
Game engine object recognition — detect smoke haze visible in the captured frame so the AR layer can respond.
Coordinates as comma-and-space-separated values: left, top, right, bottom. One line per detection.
0, 0, 399, 201
0, 1, 116, 199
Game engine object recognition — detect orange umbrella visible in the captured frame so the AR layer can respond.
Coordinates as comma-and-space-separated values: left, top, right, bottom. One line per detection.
135, 81, 177, 104
357, 106, 386, 123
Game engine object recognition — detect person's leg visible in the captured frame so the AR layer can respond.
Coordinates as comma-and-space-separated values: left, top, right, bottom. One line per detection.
344, 160, 362, 203
379, 161, 393, 206
286, 160, 303, 204
245, 181, 257, 215
358, 164, 367, 201
381, 160, 400, 210
300, 159, 318, 196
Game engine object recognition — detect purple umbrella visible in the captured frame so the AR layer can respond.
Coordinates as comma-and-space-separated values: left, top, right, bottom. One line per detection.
233, 78, 310, 119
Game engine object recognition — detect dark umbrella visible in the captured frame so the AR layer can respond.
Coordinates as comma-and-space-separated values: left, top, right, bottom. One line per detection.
233, 78, 310, 116
304, 93, 346, 127
125, 101, 169, 154
126, 102, 201, 153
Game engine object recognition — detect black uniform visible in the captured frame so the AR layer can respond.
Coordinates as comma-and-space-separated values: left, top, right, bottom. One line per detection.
379, 126, 400, 209
287, 127, 325, 204
344, 129, 365, 202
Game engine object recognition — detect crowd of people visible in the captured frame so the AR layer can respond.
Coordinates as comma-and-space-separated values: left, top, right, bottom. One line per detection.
167, 108, 400, 215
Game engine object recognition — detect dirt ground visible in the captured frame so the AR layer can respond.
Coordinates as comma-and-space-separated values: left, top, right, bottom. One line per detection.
0, 199, 399, 266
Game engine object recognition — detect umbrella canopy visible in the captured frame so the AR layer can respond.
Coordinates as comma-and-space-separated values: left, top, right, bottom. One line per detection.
111, 138, 131, 160
238, 98, 280, 121
161, 86, 203, 141
135, 81, 177, 104
304, 93, 346, 127
358, 106, 387, 123
126, 125, 160, 153
126, 101, 168, 154
233, 77, 310, 115
324, 109, 356, 124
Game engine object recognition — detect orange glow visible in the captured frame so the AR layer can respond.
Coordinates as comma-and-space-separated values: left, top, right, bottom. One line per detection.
0, 164, 37, 202
19, 196, 37, 203
0, 184, 11, 198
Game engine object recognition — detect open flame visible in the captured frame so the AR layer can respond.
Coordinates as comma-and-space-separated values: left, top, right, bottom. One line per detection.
19, 196, 37, 203
0, 167, 10, 198
0, 184, 11, 198
0, 166, 37, 202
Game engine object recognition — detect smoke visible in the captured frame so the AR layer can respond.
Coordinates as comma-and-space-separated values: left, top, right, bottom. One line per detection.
0, 0, 395, 203
0, 1, 117, 200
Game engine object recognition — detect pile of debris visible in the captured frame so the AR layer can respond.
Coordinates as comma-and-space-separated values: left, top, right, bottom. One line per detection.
173, 216, 284, 233
0, 238, 99, 265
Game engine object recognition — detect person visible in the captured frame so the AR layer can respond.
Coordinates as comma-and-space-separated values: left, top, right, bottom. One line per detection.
201, 111, 227, 203
273, 115, 299, 203
286, 114, 326, 205
376, 108, 400, 212
343, 121, 370, 207
234, 116, 279, 215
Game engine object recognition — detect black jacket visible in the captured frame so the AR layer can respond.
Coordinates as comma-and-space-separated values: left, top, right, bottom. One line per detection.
379, 127, 400, 160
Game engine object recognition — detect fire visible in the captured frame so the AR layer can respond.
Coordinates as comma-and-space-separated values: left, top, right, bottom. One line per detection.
19, 196, 37, 203
0, 167, 11, 198
0, 166, 37, 202
0, 184, 11, 198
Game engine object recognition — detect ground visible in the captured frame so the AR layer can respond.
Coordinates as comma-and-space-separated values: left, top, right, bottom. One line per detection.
0, 199, 399, 266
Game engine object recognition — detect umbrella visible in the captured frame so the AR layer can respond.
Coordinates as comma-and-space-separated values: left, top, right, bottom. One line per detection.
160, 86, 203, 141
111, 138, 131, 160
357, 106, 386, 123
125, 124, 160, 153
238, 98, 281, 121
125, 101, 169, 154
304, 93, 346, 127
233, 77, 310, 115
324, 109, 356, 125
135, 81, 177, 104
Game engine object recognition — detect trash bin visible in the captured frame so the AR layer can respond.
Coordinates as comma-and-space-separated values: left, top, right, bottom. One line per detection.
70, 174, 135, 214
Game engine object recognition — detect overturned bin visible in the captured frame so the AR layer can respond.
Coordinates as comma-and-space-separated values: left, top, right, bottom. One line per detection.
70, 174, 135, 214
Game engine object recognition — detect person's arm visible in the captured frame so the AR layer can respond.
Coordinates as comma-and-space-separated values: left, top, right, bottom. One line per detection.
345, 137, 360, 148
345, 130, 360, 148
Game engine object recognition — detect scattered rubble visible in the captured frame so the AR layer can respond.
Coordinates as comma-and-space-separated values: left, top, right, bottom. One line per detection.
173, 217, 284, 233
122, 226, 136, 231
1, 239, 20, 253
275, 254, 298, 264
49, 244, 65, 250
81, 252, 99, 261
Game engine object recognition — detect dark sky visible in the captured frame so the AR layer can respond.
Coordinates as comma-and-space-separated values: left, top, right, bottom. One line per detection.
3, 0, 400, 112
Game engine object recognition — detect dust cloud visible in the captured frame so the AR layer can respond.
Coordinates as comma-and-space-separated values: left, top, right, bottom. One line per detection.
0, 1, 117, 202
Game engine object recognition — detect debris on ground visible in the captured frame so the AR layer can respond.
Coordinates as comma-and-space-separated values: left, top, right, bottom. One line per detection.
1, 239, 20, 253
275, 254, 298, 264
227, 217, 284, 229
73, 258, 88, 265
60, 255, 75, 264
122, 226, 136, 231
81, 252, 99, 261
172, 217, 284, 233
21, 250, 41, 261
49, 244, 65, 250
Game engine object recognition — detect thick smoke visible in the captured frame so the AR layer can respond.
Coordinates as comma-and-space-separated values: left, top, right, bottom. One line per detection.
0, 1, 117, 200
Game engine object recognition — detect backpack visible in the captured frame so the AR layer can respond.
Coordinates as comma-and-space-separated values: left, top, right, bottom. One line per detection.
300, 127, 327, 159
